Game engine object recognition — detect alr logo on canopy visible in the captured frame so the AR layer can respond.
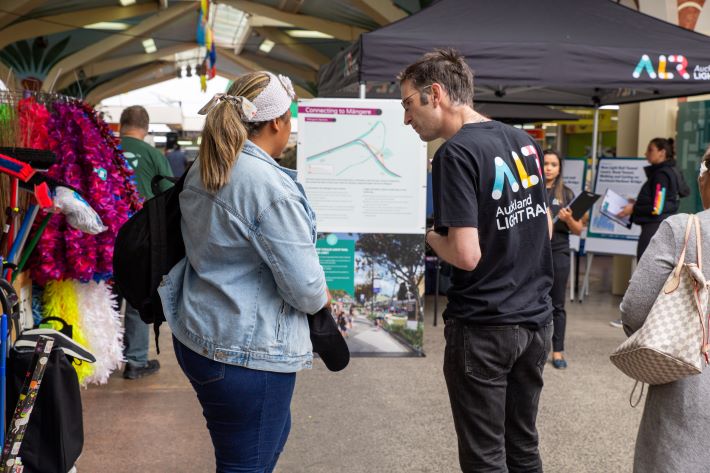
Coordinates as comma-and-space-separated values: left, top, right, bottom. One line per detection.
632, 54, 691, 80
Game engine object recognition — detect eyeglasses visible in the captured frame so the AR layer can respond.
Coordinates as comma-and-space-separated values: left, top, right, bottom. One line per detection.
401, 85, 432, 109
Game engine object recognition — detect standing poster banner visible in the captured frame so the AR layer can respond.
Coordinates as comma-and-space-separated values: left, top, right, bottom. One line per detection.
563, 157, 587, 252
584, 157, 646, 256
298, 99, 427, 356
563, 158, 586, 196
297, 99, 427, 234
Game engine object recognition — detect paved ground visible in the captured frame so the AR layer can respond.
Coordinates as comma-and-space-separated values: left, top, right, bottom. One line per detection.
345, 314, 413, 353
77, 255, 643, 472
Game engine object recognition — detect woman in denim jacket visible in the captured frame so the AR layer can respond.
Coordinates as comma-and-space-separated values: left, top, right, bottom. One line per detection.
159, 72, 329, 472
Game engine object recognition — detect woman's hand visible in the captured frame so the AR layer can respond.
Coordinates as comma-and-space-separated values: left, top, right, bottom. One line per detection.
322, 287, 333, 312
617, 202, 634, 218
558, 207, 584, 236
558, 207, 573, 222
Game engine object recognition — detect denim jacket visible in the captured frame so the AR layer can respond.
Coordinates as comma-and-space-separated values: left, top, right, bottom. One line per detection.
158, 141, 327, 373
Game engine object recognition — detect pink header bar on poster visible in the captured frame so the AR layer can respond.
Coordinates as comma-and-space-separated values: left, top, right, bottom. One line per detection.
305, 117, 336, 122
298, 106, 382, 116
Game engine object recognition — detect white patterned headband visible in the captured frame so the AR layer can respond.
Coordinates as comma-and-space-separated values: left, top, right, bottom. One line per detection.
197, 93, 257, 120
198, 72, 296, 122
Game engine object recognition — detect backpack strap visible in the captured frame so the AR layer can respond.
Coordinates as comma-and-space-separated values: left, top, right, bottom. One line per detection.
151, 175, 180, 196
147, 162, 192, 354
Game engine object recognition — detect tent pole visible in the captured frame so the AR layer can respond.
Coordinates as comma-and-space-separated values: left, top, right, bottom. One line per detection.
590, 105, 600, 191
359, 82, 366, 99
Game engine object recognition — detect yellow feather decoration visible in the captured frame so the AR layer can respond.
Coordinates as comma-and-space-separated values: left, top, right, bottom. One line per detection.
42, 280, 94, 385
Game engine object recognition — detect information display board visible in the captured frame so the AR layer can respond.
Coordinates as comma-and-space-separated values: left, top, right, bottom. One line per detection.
563, 158, 587, 251
563, 157, 586, 196
297, 99, 427, 234
298, 99, 427, 356
584, 157, 647, 256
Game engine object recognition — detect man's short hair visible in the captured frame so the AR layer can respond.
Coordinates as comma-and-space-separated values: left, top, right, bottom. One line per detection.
120, 105, 150, 131
398, 48, 474, 106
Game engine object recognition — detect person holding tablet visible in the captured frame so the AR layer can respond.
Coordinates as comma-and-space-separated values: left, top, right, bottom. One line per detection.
611, 138, 681, 329
617, 138, 680, 259
544, 150, 583, 369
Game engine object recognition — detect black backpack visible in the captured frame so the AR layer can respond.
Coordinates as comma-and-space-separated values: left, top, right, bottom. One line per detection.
113, 169, 187, 351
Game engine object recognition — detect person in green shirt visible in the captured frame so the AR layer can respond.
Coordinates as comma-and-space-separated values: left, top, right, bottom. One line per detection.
119, 105, 173, 379
120, 107, 174, 199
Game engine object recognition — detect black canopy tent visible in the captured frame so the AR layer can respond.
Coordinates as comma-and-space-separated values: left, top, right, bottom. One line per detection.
315, 83, 579, 123
318, 0, 710, 178
318, 0, 710, 106
474, 103, 579, 124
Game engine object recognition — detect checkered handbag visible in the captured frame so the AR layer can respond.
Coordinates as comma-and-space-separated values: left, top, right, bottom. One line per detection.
610, 214, 710, 386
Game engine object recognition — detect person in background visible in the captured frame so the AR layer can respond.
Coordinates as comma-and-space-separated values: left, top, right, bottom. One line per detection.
619, 147, 710, 473
612, 137, 680, 328
166, 143, 188, 177
119, 105, 173, 379
402, 48, 553, 472
158, 71, 330, 472
543, 150, 583, 369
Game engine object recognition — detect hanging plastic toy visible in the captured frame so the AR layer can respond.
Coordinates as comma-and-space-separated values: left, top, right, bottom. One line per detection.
49, 187, 107, 235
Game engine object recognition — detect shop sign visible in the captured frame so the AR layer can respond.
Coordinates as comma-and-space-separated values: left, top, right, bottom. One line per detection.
525, 129, 545, 141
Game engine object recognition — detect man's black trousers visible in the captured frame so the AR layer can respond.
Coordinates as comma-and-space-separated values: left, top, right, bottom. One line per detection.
443, 319, 552, 473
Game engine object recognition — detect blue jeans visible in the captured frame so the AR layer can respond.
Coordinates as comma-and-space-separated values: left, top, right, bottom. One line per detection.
123, 303, 148, 366
172, 336, 296, 473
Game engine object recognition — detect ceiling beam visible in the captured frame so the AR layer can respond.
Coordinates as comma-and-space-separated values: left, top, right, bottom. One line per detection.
218, 65, 313, 98
53, 42, 197, 91
85, 62, 175, 105
292, 83, 313, 98
350, 0, 406, 26
218, 48, 316, 83
240, 52, 316, 82
253, 27, 328, 70
222, 0, 367, 41
0, 0, 47, 30
0, 62, 20, 90
0, 3, 159, 52
42, 2, 197, 92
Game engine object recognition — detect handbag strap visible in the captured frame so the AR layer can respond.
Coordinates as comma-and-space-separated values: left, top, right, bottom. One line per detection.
629, 380, 645, 408
686, 214, 710, 364
666, 214, 696, 292
694, 214, 702, 270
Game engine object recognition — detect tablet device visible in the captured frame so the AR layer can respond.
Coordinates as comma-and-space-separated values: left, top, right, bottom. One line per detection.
598, 188, 633, 229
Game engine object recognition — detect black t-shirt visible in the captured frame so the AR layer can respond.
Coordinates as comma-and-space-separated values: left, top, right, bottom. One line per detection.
432, 121, 553, 327
546, 185, 575, 254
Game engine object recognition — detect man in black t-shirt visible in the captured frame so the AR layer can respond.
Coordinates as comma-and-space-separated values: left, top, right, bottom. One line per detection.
400, 49, 553, 472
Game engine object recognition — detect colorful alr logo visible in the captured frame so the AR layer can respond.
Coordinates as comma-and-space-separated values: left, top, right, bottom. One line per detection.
491, 145, 542, 200
632, 54, 690, 80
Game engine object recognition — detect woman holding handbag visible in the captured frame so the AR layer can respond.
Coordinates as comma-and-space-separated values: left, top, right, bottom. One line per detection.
619, 148, 710, 473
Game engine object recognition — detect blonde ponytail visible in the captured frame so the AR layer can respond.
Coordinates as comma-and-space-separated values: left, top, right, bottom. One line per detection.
198, 72, 271, 192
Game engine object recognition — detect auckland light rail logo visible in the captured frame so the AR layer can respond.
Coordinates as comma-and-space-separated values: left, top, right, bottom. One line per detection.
632, 54, 709, 80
